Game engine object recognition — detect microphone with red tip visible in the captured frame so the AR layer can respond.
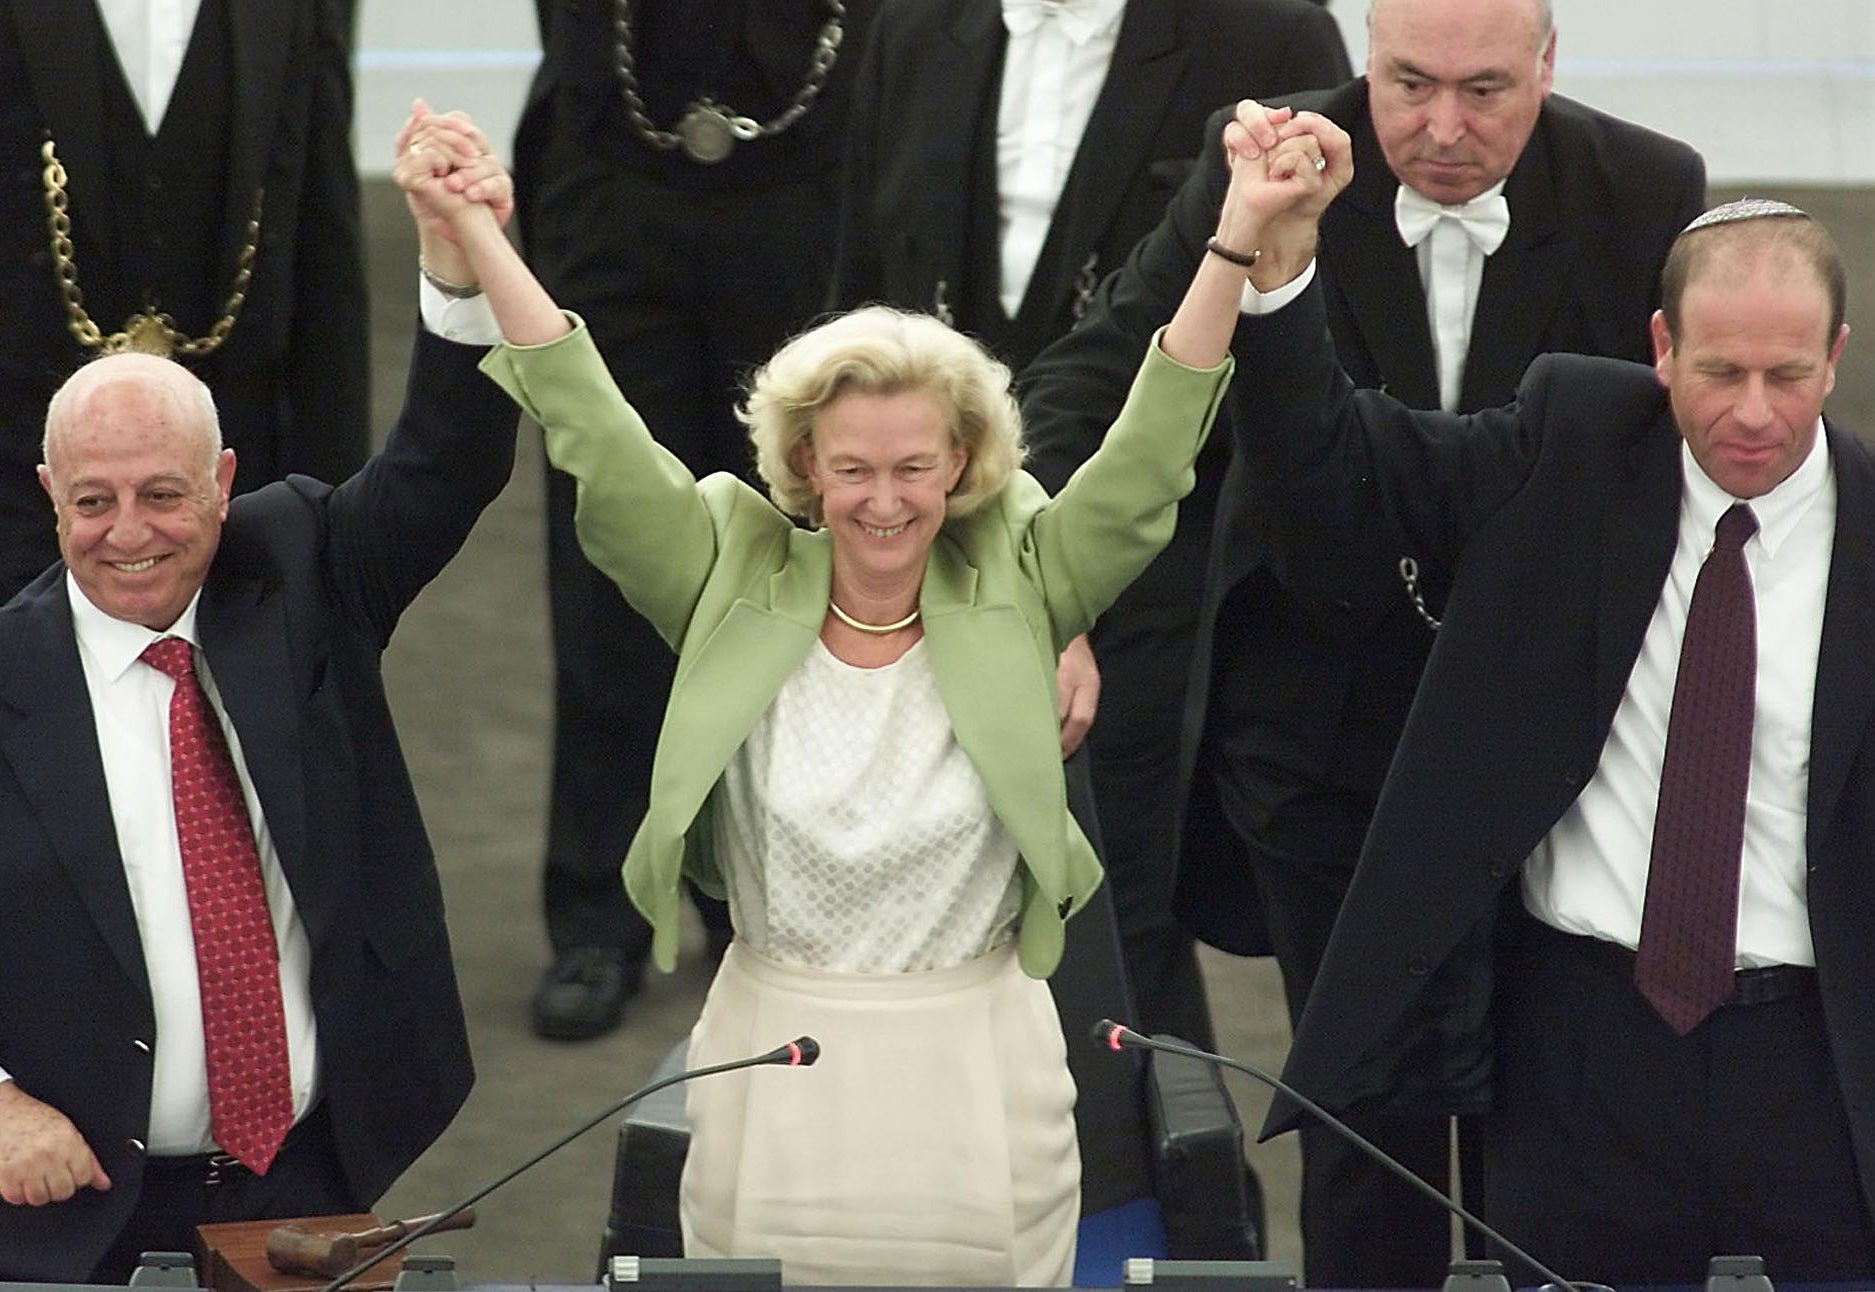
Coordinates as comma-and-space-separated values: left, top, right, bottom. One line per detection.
1092, 1021, 1588, 1292
318, 1036, 821, 1292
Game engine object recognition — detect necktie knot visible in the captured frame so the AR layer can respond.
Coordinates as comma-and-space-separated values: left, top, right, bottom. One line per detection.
1394, 184, 1511, 255
142, 636, 194, 683
1715, 502, 1759, 552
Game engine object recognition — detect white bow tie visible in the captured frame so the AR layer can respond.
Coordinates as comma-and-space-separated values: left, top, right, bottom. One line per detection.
1002, 0, 1108, 42
1394, 185, 1511, 255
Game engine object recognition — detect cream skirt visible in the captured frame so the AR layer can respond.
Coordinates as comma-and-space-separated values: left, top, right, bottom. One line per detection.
680, 941, 1080, 1286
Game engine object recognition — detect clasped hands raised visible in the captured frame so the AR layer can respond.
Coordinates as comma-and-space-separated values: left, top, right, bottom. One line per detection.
393, 101, 516, 287
1212, 98, 1352, 288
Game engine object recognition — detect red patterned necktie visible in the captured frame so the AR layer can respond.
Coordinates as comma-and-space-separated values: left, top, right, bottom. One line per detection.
142, 637, 293, 1172
1634, 503, 1759, 1036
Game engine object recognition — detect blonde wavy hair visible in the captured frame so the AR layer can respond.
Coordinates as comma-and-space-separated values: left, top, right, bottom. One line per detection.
741, 306, 1026, 527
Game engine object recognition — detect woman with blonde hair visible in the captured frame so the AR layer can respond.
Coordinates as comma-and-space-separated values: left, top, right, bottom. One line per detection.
397, 101, 1343, 1287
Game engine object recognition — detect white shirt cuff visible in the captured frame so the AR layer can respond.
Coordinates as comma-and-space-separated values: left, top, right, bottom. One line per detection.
1237, 259, 1317, 315
418, 276, 504, 345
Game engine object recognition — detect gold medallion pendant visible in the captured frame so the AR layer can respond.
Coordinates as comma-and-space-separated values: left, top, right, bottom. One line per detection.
611, 0, 846, 164
675, 104, 738, 164
121, 311, 177, 357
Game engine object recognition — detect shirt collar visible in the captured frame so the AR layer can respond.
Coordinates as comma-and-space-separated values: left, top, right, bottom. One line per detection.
66, 573, 205, 683
1679, 419, 1830, 562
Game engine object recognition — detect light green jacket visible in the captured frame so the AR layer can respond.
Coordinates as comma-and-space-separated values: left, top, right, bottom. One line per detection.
481, 322, 1230, 977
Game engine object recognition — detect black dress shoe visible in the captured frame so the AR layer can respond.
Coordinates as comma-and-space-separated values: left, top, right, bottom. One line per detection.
531, 946, 641, 1040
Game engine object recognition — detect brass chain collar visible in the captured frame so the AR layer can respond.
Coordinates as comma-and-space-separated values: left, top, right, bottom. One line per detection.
39, 138, 263, 359
611, 0, 845, 164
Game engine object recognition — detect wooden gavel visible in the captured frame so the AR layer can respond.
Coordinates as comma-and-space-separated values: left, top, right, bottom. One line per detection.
264, 1209, 477, 1279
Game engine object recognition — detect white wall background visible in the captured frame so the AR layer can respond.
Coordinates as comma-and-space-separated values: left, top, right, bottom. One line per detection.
354, 1, 538, 175
356, 1, 1875, 184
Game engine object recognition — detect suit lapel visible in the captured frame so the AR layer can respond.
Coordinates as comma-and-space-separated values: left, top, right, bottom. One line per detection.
920, 537, 1066, 872
1806, 424, 1875, 849
1461, 116, 1568, 411
1323, 108, 1439, 408
13, 0, 118, 273
1021, 0, 1183, 328
648, 542, 826, 831
196, 569, 319, 932
220, 2, 293, 298
1595, 414, 1682, 723
0, 583, 149, 994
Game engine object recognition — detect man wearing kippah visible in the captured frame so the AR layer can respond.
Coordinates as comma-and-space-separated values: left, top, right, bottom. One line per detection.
1220, 99, 1871, 1276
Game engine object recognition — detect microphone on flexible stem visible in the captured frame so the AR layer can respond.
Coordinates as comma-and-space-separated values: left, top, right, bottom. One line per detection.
1092, 1020, 1596, 1292
318, 1036, 821, 1292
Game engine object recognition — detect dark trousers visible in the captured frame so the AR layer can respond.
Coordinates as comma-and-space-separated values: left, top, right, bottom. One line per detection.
1085, 676, 1216, 1052
93, 1105, 357, 1284
522, 127, 842, 962
1487, 914, 1875, 1285
1215, 772, 1462, 1287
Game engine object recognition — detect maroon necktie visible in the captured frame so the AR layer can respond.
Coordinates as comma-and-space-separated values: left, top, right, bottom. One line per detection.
1634, 503, 1759, 1036
142, 637, 294, 1172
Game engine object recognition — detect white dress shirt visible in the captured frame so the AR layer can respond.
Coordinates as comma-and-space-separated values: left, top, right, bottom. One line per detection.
96, 0, 206, 134
52, 582, 321, 1155
421, 275, 503, 343
1238, 258, 1317, 315
1525, 428, 1834, 968
1395, 180, 1509, 413
996, 0, 1126, 318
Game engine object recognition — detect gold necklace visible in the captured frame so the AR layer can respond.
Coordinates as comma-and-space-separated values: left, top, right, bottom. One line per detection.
828, 602, 919, 635
39, 139, 264, 359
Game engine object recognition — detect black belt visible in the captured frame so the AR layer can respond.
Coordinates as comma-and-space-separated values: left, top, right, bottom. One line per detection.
1517, 910, 1816, 1007
144, 1103, 327, 1187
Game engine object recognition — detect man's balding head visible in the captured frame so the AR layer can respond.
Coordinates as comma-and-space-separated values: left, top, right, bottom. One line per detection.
42, 353, 221, 476
38, 354, 235, 630
1366, 0, 1555, 205
1659, 199, 1847, 345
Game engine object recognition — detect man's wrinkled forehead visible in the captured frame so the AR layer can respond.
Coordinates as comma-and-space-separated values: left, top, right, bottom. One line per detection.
1368, 0, 1553, 54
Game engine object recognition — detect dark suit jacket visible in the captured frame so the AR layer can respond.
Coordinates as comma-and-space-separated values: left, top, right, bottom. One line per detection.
1019, 80, 1705, 954
1238, 277, 1875, 1219
0, 0, 367, 589
0, 330, 511, 1280
829, 0, 1349, 373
